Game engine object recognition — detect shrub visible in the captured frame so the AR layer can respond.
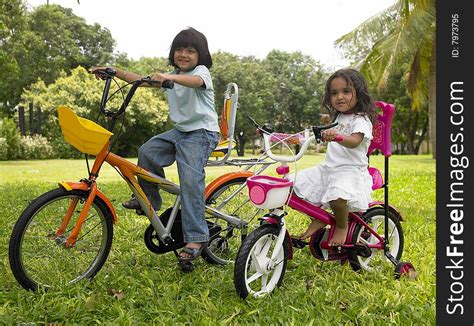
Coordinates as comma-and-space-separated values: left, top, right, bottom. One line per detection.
19, 135, 54, 159
0, 118, 21, 159
50, 137, 82, 159
0, 137, 8, 160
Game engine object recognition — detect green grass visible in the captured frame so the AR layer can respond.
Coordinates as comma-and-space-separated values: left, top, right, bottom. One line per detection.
0, 155, 435, 324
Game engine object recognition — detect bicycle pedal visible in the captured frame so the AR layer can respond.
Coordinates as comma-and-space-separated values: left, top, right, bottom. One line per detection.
178, 261, 195, 273
135, 208, 145, 216
291, 238, 308, 249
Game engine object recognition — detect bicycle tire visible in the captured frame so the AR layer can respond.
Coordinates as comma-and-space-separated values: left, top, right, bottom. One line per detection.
348, 207, 404, 272
202, 176, 263, 265
234, 224, 288, 299
9, 188, 114, 291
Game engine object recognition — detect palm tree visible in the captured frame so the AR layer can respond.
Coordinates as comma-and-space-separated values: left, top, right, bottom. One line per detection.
335, 0, 436, 158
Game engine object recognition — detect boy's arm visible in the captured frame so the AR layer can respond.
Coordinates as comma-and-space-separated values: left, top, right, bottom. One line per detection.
151, 72, 204, 88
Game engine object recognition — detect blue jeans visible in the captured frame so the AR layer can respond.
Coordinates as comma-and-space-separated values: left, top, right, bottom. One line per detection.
138, 128, 219, 243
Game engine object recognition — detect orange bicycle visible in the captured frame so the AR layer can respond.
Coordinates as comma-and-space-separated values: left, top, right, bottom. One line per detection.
8, 68, 271, 290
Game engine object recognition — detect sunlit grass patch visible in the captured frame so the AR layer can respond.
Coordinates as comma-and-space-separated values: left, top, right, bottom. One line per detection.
0, 155, 435, 324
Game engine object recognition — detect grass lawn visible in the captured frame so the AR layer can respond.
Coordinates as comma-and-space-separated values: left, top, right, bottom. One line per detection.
0, 154, 435, 324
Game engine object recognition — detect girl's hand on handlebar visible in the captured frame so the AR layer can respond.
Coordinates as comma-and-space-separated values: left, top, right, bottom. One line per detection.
322, 129, 340, 142
327, 132, 364, 148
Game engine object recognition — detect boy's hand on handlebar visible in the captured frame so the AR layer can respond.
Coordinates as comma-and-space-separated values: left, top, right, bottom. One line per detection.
148, 73, 175, 89
90, 66, 115, 80
149, 73, 168, 85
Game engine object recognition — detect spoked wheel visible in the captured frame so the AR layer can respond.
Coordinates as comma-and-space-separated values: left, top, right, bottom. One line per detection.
9, 188, 114, 291
234, 225, 288, 299
203, 177, 263, 265
348, 207, 403, 272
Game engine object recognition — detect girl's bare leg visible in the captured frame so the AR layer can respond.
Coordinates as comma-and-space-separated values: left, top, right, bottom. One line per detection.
299, 219, 326, 240
328, 198, 349, 246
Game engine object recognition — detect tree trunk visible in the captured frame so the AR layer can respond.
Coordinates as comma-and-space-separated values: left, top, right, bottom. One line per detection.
237, 132, 246, 157
429, 41, 436, 159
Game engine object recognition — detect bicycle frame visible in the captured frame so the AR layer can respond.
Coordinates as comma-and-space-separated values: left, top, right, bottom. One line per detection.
251, 125, 397, 262
57, 138, 250, 248
55, 75, 249, 248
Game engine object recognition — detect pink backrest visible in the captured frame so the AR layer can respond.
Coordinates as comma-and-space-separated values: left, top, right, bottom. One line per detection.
368, 101, 395, 157
368, 167, 383, 190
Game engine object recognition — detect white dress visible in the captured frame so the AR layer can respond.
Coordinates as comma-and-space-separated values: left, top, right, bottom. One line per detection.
291, 113, 373, 212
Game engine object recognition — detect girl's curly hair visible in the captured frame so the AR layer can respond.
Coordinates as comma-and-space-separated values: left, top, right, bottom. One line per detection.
322, 68, 376, 124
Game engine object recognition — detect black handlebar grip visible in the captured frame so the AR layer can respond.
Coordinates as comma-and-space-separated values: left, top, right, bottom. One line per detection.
261, 123, 274, 134
161, 80, 174, 89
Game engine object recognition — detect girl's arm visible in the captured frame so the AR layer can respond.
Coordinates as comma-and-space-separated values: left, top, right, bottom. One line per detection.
322, 130, 364, 149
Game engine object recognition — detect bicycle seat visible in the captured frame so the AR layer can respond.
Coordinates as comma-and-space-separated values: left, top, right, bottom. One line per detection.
58, 106, 113, 155
208, 83, 238, 161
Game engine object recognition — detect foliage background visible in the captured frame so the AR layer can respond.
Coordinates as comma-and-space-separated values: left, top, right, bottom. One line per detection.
1, 1, 432, 158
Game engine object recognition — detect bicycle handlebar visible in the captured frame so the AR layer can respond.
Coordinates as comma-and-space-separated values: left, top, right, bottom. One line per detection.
92, 68, 174, 118
248, 116, 342, 163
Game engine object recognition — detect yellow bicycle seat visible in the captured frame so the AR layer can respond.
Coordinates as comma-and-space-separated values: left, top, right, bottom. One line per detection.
58, 106, 113, 155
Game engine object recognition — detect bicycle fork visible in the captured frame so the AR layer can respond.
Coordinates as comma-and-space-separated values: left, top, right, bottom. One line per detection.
55, 182, 98, 248
260, 209, 288, 267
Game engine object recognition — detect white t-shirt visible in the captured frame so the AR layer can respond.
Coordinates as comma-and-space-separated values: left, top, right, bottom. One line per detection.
165, 65, 220, 133
323, 113, 373, 169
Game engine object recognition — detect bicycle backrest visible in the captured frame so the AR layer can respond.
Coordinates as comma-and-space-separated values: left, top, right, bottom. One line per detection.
208, 83, 239, 162
368, 101, 395, 158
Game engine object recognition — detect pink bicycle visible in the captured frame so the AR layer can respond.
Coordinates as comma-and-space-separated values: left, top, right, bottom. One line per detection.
233, 102, 416, 298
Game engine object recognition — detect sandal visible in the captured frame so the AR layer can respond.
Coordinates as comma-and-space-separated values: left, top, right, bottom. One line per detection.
122, 197, 141, 210
178, 243, 207, 262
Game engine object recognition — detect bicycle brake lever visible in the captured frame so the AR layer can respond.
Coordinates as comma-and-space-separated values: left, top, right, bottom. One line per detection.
312, 122, 338, 142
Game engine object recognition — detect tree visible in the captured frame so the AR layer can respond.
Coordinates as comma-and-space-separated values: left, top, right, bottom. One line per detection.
0, 0, 27, 111
372, 64, 428, 154
211, 52, 276, 152
263, 50, 327, 132
0, 3, 116, 113
21, 67, 168, 157
335, 0, 436, 157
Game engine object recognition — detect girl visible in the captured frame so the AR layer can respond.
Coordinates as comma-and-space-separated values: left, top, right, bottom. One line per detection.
92, 27, 220, 263
293, 68, 376, 247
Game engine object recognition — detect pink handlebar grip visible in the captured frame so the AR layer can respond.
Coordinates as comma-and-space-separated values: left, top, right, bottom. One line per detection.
334, 135, 344, 142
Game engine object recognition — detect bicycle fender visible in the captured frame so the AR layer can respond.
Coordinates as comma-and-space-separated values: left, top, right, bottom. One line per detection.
58, 181, 118, 224
368, 201, 404, 221
204, 171, 254, 199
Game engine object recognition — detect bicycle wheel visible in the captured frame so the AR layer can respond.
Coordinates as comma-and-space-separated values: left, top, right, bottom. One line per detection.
234, 224, 288, 299
202, 176, 263, 265
9, 188, 114, 291
348, 207, 404, 271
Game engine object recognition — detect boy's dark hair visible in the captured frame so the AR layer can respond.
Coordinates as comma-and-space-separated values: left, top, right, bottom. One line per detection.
322, 68, 376, 123
168, 27, 213, 70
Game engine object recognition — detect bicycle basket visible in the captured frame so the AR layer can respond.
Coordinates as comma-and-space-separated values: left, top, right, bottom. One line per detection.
58, 106, 113, 155
247, 175, 293, 209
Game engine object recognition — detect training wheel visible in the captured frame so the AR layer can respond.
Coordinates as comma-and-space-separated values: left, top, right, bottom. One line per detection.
394, 262, 416, 279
